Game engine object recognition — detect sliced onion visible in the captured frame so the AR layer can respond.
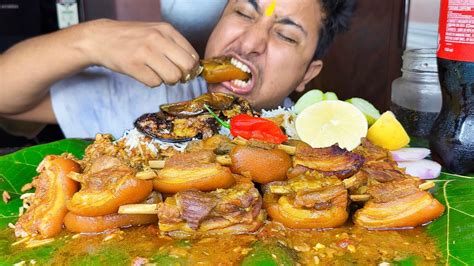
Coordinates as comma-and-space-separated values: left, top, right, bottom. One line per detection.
390, 148, 431, 162
397, 159, 441, 180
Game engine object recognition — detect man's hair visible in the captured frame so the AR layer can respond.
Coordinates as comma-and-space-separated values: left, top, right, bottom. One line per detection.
314, 0, 357, 60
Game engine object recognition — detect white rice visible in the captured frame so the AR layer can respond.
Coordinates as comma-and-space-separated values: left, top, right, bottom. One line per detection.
118, 128, 190, 153
261, 106, 299, 139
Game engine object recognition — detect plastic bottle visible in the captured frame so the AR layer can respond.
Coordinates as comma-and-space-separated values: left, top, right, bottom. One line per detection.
430, 0, 474, 174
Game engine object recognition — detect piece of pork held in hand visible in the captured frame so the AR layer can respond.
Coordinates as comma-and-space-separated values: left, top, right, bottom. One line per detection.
156, 183, 265, 238
263, 174, 349, 229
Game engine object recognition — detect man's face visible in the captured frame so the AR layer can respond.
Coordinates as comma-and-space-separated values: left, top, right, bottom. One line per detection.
205, 0, 323, 110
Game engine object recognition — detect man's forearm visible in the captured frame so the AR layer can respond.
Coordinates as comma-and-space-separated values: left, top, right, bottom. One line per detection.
0, 19, 198, 118
0, 22, 92, 115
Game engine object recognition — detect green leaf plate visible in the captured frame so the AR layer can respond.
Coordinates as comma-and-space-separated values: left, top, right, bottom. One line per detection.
0, 139, 473, 265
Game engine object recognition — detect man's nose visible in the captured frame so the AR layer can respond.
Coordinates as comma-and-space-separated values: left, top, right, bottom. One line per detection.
237, 23, 270, 56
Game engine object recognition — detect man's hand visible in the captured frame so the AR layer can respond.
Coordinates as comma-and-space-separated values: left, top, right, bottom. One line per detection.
82, 19, 200, 87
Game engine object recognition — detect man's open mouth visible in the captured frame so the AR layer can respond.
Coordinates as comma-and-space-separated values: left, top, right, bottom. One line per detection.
223, 56, 255, 95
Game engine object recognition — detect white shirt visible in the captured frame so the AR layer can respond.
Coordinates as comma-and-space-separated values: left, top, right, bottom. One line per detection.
51, 67, 207, 139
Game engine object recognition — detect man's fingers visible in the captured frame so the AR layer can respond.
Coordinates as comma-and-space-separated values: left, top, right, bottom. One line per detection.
157, 40, 199, 78
127, 64, 163, 88
146, 55, 183, 85
160, 24, 199, 60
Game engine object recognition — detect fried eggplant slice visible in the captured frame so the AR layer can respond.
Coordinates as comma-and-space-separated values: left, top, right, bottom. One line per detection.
157, 183, 265, 238
67, 156, 153, 216
15, 155, 81, 238
160, 92, 236, 117
263, 175, 349, 229
154, 151, 235, 193
293, 145, 365, 179
135, 93, 253, 142
134, 111, 216, 142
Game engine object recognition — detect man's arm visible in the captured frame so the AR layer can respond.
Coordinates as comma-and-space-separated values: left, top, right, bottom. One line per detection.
0, 19, 199, 122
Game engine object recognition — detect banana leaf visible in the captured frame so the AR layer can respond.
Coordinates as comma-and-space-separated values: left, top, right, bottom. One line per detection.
427, 172, 474, 265
0, 139, 473, 265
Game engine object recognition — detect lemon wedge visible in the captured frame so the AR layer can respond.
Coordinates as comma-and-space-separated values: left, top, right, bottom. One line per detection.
367, 111, 410, 150
295, 100, 368, 150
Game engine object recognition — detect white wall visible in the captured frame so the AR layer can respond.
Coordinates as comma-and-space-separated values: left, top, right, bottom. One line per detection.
406, 0, 440, 49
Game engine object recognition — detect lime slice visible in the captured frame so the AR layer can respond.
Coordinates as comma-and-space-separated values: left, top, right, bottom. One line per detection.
295, 100, 368, 150
346, 97, 381, 126
294, 89, 324, 114
323, 92, 338, 100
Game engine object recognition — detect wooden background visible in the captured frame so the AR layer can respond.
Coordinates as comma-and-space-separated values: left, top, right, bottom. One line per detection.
291, 0, 408, 111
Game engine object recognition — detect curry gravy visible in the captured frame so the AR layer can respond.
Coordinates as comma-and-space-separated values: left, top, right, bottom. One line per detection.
1, 222, 441, 265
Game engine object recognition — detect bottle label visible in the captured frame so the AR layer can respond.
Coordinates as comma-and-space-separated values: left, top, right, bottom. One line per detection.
438, 0, 474, 62
56, 1, 79, 29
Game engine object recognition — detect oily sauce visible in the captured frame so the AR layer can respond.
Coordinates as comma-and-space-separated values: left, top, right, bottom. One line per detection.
1, 222, 441, 265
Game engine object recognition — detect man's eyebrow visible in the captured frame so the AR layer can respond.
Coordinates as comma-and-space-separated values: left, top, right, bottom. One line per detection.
247, 0, 260, 13
276, 18, 308, 36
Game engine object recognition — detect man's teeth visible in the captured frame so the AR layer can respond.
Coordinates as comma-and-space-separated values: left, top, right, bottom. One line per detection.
230, 57, 251, 73
231, 79, 250, 88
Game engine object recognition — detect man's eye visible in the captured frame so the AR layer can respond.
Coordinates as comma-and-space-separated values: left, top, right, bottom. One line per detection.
235, 10, 253, 19
277, 32, 297, 44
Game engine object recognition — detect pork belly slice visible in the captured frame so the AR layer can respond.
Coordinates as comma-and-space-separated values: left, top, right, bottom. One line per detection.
292, 145, 364, 179
354, 189, 445, 229
353, 138, 390, 162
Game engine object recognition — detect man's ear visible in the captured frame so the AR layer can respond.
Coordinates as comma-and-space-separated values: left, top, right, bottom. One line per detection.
295, 60, 323, 92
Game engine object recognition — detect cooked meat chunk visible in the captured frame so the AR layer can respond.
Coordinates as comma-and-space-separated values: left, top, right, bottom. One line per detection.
294, 184, 347, 209
176, 190, 217, 229
367, 178, 422, 203
165, 150, 216, 167
186, 135, 235, 155
354, 190, 445, 229
67, 156, 153, 216
364, 168, 406, 183
155, 151, 235, 193
294, 145, 364, 179
157, 183, 264, 237
353, 138, 390, 162
264, 176, 349, 229
15, 155, 80, 238
230, 145, 292, 184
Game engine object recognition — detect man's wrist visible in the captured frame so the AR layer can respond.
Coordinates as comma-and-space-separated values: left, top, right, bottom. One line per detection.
65, 20, 104, 67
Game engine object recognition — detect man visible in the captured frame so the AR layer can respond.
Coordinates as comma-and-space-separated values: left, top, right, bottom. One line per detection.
0, 0, 356, 138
